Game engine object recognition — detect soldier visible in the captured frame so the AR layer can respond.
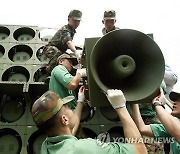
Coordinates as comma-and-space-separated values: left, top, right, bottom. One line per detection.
102, 10, 120, 35
32, 89, 147, 154
139, 64, 178, 153
131, 88, 180, 154
32, 86, 86, 137
43, 9, 82, 73
49, 53, 86, 110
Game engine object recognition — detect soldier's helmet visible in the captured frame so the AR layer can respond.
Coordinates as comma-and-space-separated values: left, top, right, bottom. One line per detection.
68, 10, 82, 20
31, 91, 74, 126
103, 10, 116, 20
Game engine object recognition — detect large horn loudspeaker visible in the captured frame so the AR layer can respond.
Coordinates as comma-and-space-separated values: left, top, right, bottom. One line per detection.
85, 29, 165, 107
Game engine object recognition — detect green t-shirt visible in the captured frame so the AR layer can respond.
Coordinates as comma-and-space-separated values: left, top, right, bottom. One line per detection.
49, 65, 77, 110
41, 135, 136, 154
150, 124, 180, 154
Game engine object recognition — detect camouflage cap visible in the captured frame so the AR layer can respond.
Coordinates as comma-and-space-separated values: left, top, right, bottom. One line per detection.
57, 53, 78, 66
31, 91, 74, 126
68, 10, 82, 20
103, 10, 116, 20
169, 91, 180, 102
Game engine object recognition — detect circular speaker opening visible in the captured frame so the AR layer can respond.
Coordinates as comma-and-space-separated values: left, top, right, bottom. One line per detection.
108, 126, 124, 142
8, 45, 33, 62
36, 46, 50, 62
13, 27, 35, 42
0, 128, 22, 154
27, 130, 47, 154
0, 95, 26, 123
0, 44, 5, 59
81, 104, 95, 122
2, 66, 30, 82
0, 26, 10, 41
90, 29, 165, 104
99, 106, 119, 121
38, 28, 56, 42
33, 67, 48, 82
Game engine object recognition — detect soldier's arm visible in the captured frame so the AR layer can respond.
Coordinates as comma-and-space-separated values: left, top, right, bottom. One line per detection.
130, 104, 154, 137
66, 40, 76, 53
116, 107, 147, 154
107, 90, 147, 154
66, 40, 82, 61
72, 86, 85, 135
66, 73, 81, 90
154, 106, 180, 142
72, 102, 84, 135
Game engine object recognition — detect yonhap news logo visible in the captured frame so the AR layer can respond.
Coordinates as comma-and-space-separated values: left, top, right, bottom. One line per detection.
96, 132, 175, 148
96, 132, 111, 148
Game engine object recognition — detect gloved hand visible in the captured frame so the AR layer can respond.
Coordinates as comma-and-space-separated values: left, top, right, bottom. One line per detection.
76, 68, 87, 77
74, 50, 82, 61
66, 49, 73, 54
106, 89, 126, 109
77, 86, 85, 103
152, 87, 168, 105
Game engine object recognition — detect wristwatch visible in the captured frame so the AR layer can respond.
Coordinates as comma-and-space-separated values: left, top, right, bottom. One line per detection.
152, 101, 165, 109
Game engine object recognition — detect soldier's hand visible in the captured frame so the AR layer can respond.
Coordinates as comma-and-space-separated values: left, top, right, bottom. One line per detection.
77, 86, 85, 103
152, 88, 168, 105
106, 89, 126, 109
75, 50, 82, 62
76, 68, 87, 77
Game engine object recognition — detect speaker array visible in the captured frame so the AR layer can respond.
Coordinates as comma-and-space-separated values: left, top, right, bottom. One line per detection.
0, 24, 125, 154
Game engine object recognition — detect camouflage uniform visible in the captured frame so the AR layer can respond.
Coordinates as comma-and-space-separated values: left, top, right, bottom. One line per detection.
43, 24, 76, 73
102, 26, 120, 35
43, 10, 82, 74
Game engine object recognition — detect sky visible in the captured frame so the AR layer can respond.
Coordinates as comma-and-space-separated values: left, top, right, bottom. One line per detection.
1, 0, 180, 91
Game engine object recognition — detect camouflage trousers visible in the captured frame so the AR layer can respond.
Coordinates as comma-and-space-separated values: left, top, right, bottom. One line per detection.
143, 135, 165, 154
43, 45, 63, 74
142, 116, 166, 154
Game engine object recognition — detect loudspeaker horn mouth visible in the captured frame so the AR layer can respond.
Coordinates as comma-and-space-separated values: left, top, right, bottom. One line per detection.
90, 29, 165, 104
